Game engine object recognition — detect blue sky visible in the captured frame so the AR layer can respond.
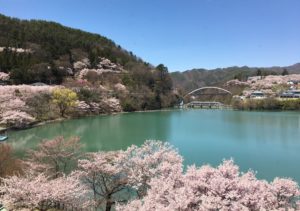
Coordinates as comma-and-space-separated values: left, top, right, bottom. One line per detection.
0, 0, 299, 71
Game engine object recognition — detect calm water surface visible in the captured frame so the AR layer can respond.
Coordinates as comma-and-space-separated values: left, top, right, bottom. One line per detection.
7, 110, 300, 182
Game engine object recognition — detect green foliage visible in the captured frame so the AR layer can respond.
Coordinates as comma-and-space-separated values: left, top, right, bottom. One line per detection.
0, 14, 147, 85
77, 88, 101, 103
0, 49, 32, 72
121, 73, 134, 87
154, 64, 173, 94
121, 98, 139, 112
282, 69, 289, 76
256, 69, 262, 76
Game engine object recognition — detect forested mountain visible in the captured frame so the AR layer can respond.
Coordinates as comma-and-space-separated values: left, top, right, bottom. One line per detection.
171, 63, 300, 92
0, 13, 150, 83
1, 13, 298, 108
0, 14, 176, 110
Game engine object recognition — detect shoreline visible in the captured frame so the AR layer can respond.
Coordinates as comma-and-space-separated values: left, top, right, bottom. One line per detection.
1, 108, 177, 133
2, 107, 300, 133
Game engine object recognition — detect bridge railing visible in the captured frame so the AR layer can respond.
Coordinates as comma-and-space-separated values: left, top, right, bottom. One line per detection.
183, 101, 232, 109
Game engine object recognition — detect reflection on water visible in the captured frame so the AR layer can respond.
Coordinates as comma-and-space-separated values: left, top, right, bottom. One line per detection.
8, 111, 172, 154
7, 110, 300, 182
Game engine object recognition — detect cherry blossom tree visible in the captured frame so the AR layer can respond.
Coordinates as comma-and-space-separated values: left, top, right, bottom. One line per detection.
76, 151, 129, 211
76, 141, 182, 211
0, 85, 58, 128
0, 72, 9, 81
25, 136, 83, 178
0, 171, 88, 210
0, 98, 26, 112
0, 110, 35, 128
0, 85, 56, 101
0, 98, 35, 128
1, 140, 299, 210
120, 140, 183, 198
118, 159, 300, 211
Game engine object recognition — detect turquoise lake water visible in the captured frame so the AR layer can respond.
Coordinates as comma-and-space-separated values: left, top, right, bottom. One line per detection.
7, 109, 300, 182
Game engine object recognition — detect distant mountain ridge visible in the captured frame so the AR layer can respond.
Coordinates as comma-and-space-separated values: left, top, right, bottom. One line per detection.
171, 63, 300, 92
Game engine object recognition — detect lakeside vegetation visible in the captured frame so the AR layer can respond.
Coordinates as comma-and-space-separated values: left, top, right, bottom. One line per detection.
0, 138, 299, 210
232, 98, 300, 111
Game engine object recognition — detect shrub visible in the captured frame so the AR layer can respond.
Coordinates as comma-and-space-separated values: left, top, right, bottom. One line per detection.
232, 98, 300, 111
26, 92, 53, 120
77, 87, 101, 103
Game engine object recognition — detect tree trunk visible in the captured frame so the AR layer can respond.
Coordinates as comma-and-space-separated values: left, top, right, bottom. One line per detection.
105, 195, 113, 211
61, 108, 65, 117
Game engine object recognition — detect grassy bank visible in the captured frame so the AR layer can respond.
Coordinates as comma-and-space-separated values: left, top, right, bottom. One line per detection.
232, 98, 300, 110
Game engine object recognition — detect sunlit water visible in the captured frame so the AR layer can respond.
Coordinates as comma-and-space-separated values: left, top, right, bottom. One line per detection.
7, 109, 300, 182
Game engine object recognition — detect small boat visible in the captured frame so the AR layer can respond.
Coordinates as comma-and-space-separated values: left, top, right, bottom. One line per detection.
0, 135, 8, 142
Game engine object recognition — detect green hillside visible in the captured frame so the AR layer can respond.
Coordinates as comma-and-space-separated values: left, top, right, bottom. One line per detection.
0, 14, 176, 110
0, 14, 149, 83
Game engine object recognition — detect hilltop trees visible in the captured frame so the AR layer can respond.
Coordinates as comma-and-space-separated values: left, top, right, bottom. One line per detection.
0, 14, 150, 85
282, 68, 289, 76
155, 64, 173, 93
153, 64, 175, 108
256, 68, 262, 76
118, 63, 176, 111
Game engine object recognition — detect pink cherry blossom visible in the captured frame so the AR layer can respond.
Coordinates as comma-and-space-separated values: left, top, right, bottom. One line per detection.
118, 159, 300, 211
0, 110, 35, 128
24, 136, 83, 178
0, 171, 88, 210
0, 72, 9, 81
1, 140, 299, 211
